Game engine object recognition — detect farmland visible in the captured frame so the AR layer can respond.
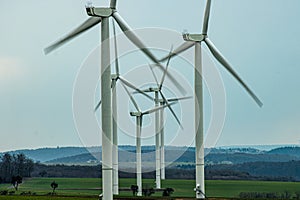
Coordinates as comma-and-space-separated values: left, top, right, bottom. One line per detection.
0, 178, 300, 199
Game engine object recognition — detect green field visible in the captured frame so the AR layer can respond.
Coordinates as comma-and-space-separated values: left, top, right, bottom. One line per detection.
0, 178, 299, 199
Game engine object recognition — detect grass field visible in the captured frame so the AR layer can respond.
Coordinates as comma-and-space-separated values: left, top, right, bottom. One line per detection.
0, 178, 299, 199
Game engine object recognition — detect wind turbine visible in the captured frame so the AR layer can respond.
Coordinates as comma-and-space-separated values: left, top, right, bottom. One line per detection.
94, 74, 156, 196
121, 81, 175, 196
133, 48, 184, 188
44, 1, 185, 199
135, 82, 191, 186
160, 0, 263, 198
93, 20, 122, 195
94, 21, 166, 194
146, 59, 192, 182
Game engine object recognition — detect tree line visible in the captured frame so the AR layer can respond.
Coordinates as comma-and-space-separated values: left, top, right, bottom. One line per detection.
0, 153, 34, 183
1, 153, 298, 183
31, 163, 298, 182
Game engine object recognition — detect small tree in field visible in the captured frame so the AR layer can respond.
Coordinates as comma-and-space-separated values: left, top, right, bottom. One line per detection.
50, 181, 58, 195
11, 176, 22, 191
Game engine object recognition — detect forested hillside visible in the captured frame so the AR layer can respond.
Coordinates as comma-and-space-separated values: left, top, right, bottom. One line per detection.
2, 146, 300, 182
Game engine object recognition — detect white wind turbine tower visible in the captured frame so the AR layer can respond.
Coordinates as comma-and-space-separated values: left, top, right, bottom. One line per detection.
160, 0, 263, 198
122, 81, 175, 196
94, 20, 122, 195
44, 0, 185, 199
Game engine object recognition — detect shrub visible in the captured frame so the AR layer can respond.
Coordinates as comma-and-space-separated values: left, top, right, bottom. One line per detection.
20, 191, 32, 195
130, 185, 138, 196
0, 190, 8, 195
295, 191, 300, 200
142, 188, 155, 197
163, 188, 174, 196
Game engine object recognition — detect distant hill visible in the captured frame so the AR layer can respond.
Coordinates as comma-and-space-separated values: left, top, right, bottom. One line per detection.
1, 146, 100, 162
44, 146, 300, 165
267, 147, 300, 158
205, 153, 299, 164
46, 152, 101, 165
2, 145, 300, 165
46, 149, 192, 164
207, 160, 300, 181
219, 144, 300, 151
209, 148, 263, 154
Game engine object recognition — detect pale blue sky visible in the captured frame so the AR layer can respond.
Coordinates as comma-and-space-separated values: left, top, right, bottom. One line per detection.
0, 0, 300, 151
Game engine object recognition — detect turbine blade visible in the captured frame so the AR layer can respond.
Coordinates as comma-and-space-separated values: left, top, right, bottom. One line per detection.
110, 0, 117, 9
119, 77, 154, 101
120, 82, 140, 112
44, 17, 102, 54
143, 102, 176, 115
160, 45, 173, 89
159, 42, 194, 62
204, 38, 263, 107
159, 91, 183, 129
202, 0, 212, 35
112, 20, 120, 75
133, 88, 152, 94
167, 96, 193, 102
112, 12, 158, 63
112, 12, 186, 95
94, 100, 102, 112
148, 64, 160, 88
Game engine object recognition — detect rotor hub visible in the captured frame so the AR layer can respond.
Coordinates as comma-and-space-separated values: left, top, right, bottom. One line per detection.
130, 111, 142, 117
158, 99, 165, 104
86, 7, 114, 17
183, 33, 206, 42
111, 74, 119, 80
150, 87, 159, 92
